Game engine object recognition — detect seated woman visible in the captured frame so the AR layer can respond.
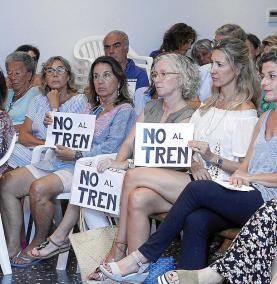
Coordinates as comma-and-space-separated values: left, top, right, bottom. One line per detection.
89, 38, 260, 281
149, 23, 196, 58
8, 56, 85, 169
100, 46, 277, 284
15, 44, 42, 87
0, 68, 14, 174
0, 55, 136, 267
4, 51, 40, 132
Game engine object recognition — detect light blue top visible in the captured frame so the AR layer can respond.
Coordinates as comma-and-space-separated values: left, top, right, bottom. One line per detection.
33, 103, 136, 172
196, 63, 212, 102
4, 86, 40, 125
248, 110, 277, 201
8, 93, 88, 168
133, 87, 152, 116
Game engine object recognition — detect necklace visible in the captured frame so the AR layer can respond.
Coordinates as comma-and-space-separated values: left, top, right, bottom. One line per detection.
13, 85, 32, 101
204, 106, 231, 137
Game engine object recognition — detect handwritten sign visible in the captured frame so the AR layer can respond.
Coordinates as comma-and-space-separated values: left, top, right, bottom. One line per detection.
134, 123, 194, 167
70, 155, 125, 215
45, 112, 96, 151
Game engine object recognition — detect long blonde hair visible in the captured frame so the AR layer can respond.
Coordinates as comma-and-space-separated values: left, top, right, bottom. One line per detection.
200, 38, 260, 113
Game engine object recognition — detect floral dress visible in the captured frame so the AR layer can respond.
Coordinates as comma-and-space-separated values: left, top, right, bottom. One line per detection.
211, 199, 277, 284
0, 111, 14, 174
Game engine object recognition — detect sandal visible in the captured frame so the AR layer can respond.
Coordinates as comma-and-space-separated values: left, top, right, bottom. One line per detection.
100, 251, 149, 283
31, 237, 71, 260
87, 240, 127, 281
158, 270, 199, 284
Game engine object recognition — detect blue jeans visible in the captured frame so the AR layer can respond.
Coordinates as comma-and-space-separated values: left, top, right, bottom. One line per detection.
138, 180, 264, 269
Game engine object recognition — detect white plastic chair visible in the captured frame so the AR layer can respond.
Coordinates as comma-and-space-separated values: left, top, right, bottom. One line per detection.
73, 35, 153, 86
0, 215, 12, 275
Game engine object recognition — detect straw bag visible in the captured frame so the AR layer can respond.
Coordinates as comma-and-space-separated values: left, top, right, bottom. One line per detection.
69, 209, 117, 283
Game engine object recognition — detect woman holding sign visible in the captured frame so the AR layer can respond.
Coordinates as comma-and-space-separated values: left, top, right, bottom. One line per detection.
4, 56, 136, 267
97, 38, 263, 281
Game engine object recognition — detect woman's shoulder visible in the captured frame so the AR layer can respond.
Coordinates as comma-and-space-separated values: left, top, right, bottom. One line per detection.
115, 102, 134, 111
235, 101, 256, 111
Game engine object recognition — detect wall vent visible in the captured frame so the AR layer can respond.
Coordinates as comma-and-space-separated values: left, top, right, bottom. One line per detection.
268, 9, 277, 23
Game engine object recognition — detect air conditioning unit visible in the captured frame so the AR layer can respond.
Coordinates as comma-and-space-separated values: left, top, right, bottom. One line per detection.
267, 9, 277, 23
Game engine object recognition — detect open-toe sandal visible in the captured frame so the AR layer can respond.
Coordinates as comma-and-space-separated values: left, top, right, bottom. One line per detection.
158, 270, 199, 284
100, 251, 149, 284
31, 237, 70, 260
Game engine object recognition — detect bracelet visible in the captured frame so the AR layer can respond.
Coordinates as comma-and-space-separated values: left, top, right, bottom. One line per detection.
205, 157, 223, 168
127, 159, 135, 169
51, 107, 58, 112
74, 151, 83, 160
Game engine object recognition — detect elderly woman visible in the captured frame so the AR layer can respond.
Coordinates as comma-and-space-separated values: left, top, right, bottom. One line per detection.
0, 56, 136, 267
98, 38, 262, 283
4, 51, 40, 132
191, 39, 213, 66
15, 44, 41, 87
0, 69, 14, 174
7, 56, 85, 169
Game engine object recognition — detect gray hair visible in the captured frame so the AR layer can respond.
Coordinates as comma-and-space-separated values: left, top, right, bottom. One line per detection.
191, 39, 212, 65
5, 51, 36, 76
104, 30, 129, 49
215, 24, 247, 41
154, 53, 200, 99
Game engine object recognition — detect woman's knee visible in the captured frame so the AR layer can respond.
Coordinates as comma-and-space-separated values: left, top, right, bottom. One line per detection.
0, 171, 20, 196
29, 180, 49, 202
128, 189, 150, 212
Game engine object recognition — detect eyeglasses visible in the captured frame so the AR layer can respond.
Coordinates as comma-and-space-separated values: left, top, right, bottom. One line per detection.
150, 71, 179, 81
92, 71, 114, 81
45, 66, 67, 76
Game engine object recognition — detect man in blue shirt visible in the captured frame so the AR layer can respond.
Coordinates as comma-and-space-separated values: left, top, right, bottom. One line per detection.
103, 30, 149, 94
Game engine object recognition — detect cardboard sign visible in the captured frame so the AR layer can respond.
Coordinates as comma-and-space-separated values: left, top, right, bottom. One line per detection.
45, 112, 96, 151
134, 122, 194, 167
70, 155, 125, 215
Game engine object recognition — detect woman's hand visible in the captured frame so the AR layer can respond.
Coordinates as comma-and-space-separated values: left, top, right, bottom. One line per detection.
230, 170, 250, 187
55, 145, 75, 161
43, 112, 53, 127
47, 89, 60, 110
191, 161, 211, 180
97, 158, 128, 173
188, 140, 214, 161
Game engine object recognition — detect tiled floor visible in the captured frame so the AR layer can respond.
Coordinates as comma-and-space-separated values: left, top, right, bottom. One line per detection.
0, 249, 82, 284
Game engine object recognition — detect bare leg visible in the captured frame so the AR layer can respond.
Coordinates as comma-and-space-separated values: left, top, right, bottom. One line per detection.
25, 173, 64, 253
31, 203, 80, 257
126, 168, 191, 252
0, 167, 35, 257
127, 188, 172, 252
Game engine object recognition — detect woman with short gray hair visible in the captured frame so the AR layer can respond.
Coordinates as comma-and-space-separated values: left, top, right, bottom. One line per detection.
4, 51, 40, 132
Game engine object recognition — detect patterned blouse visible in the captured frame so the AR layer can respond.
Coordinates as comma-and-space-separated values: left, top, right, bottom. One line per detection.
0, 111, 15, 174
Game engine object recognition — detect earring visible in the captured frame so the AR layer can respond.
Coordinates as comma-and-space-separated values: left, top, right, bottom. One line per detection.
96, 95, 99, 102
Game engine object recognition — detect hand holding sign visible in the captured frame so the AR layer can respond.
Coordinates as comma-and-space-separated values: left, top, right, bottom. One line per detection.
55, 145, 75, 161
97, 158, 128, 173
43, 112, 53, 127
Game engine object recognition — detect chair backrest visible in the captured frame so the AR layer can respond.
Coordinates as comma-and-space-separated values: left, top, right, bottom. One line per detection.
0, 133, 16, 167
73, 35, 153, 79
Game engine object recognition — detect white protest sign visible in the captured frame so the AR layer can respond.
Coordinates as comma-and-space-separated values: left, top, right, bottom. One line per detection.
127, 79, 137, 99
45, 112, 96, 151
134, 122, 194, 167
70, 155, 125, 215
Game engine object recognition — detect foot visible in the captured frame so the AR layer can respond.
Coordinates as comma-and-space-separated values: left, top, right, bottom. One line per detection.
101, 250, 149, 277
87, 240, 127, 281
30, 236, 70, 259
158, 270, 199, 284
10, 250, 42, 267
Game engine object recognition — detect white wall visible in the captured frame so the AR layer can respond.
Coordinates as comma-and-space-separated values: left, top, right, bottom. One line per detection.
1, 0, 276, 71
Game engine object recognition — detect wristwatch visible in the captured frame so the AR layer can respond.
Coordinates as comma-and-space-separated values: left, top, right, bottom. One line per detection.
75, 151, 83, 160
127, 159, 135, 169
215, 157, 223, 168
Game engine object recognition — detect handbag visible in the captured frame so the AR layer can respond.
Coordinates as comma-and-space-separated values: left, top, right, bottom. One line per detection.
144, 256, 176, 284
69, 209, 117, 283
